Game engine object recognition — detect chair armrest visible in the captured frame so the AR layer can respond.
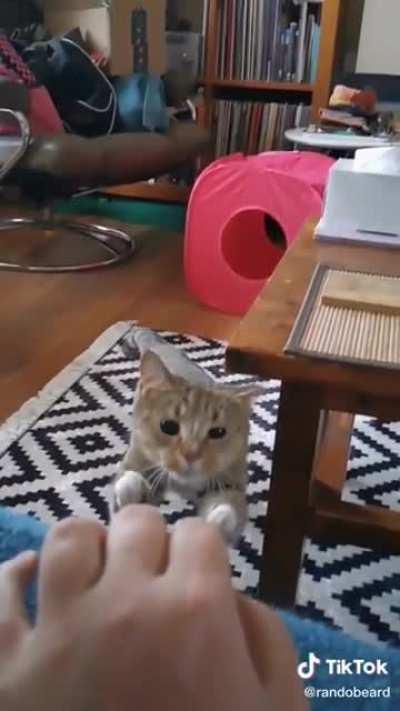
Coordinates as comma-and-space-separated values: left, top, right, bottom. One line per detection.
7, 123, 210, 199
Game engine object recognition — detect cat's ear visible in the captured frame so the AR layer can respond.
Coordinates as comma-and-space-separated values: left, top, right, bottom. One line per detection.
222, 384, 266, 404
140, 351, 173, 391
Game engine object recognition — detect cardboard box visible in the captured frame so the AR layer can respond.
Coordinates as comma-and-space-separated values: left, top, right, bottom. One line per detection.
44, 8, 112, 60
43, 1, 167, 77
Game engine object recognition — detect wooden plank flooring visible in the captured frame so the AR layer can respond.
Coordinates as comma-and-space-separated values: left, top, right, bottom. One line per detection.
0, 215, 238, 421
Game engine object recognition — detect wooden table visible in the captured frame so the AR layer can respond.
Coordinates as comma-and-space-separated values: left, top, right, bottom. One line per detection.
227, 221, 400, 608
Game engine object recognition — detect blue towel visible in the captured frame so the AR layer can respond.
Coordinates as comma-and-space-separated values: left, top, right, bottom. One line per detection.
0, 506, 46, 621
1, 506, 399, 708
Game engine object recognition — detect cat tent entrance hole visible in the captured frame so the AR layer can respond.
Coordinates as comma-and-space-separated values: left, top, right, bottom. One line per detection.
221, 209, 285, 280
185, 151, 335, 316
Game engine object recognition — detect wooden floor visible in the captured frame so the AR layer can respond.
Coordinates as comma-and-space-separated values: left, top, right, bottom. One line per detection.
0, 214, 239, 421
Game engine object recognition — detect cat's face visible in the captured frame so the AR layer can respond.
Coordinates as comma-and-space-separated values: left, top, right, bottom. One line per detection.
134, 352, 257, 484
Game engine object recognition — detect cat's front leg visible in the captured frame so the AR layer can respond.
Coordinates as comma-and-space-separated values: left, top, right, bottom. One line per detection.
198, 490, 247, 546
112, 470, 147, 513
111, 442, 167, 514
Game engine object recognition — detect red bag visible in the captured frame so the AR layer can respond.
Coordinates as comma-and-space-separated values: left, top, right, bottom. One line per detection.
0, 33, 63, 135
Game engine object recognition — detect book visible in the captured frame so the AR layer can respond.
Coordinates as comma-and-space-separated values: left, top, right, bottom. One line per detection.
288, 22, 298, 80
310, 20, 321, 82
296, 2, 308, 81
217, 0, 321, 82
213, 97, 308, 156
270, 0, 282, 80
200, 0, 209, 75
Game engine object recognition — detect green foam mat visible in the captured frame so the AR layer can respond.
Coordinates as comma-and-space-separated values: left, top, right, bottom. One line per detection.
55, 195, 186, 232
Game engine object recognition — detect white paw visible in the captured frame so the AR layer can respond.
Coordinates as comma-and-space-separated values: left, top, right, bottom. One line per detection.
207, 504, 239, 544
115, 471, 146, 509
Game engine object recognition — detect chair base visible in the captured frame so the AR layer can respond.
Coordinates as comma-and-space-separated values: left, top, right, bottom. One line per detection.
0, 216, 136, 272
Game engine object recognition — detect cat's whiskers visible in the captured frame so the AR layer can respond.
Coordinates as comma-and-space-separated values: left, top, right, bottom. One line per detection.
149, 476, 160, 492
148, 468, 161, 477
216, 480, 227, 494
152, 473, 166, 492
147, 466, 168, 493
147, 466, 163, 479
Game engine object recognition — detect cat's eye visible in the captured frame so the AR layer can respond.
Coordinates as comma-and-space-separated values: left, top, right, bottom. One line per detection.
160, 419, 180, 436
208, 427, 227, 440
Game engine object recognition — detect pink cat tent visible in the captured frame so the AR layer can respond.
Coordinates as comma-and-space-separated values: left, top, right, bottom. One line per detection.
185, 151, 334, 316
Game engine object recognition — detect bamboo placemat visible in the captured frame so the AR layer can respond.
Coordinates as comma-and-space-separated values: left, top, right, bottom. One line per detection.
285, 265, 400, 369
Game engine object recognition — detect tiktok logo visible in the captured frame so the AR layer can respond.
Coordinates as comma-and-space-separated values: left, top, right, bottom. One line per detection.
298, 653, 389, 680
298, 653, 322, 680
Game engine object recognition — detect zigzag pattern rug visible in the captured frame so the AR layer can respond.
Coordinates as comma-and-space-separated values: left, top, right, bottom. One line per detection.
1, 322, 400, 648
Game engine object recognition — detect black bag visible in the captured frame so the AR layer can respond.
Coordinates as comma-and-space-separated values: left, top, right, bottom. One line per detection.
23, 34, 117, 136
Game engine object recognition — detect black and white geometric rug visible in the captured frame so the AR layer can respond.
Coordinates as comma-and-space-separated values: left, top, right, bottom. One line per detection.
1, 322, 400, 649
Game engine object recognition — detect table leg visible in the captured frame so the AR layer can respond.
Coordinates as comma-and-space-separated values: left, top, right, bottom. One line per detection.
259, 381, 321, 608
311, 412, 355, 504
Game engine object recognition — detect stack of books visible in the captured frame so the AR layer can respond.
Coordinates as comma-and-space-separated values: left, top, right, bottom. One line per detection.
216, 0, 322, 82
214, 100, 311, 156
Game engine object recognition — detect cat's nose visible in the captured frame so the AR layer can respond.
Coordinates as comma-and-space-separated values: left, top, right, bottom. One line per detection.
183, 448, 200, 464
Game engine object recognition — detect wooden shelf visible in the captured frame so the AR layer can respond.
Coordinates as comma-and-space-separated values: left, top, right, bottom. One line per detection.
201, 78, 314, 93
202, 0, 342, 125
99, 182, 190, 204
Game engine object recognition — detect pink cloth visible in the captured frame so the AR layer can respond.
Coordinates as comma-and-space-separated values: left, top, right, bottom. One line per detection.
28, 86, 64, 136
0, 34, 36, 87
185, 151, 334, 316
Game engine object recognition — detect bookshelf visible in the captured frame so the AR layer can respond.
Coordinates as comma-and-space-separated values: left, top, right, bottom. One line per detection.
202, 79, 314, 93
105, 0, 342, 204
203, 0, 342, 136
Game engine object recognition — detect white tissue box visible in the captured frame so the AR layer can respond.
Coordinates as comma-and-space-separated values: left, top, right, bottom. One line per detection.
316, 152, 400, 246
354, 146, 400, 176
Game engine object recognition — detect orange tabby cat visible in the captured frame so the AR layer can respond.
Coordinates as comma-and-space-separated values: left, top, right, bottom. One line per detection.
111, 329, 262, 544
